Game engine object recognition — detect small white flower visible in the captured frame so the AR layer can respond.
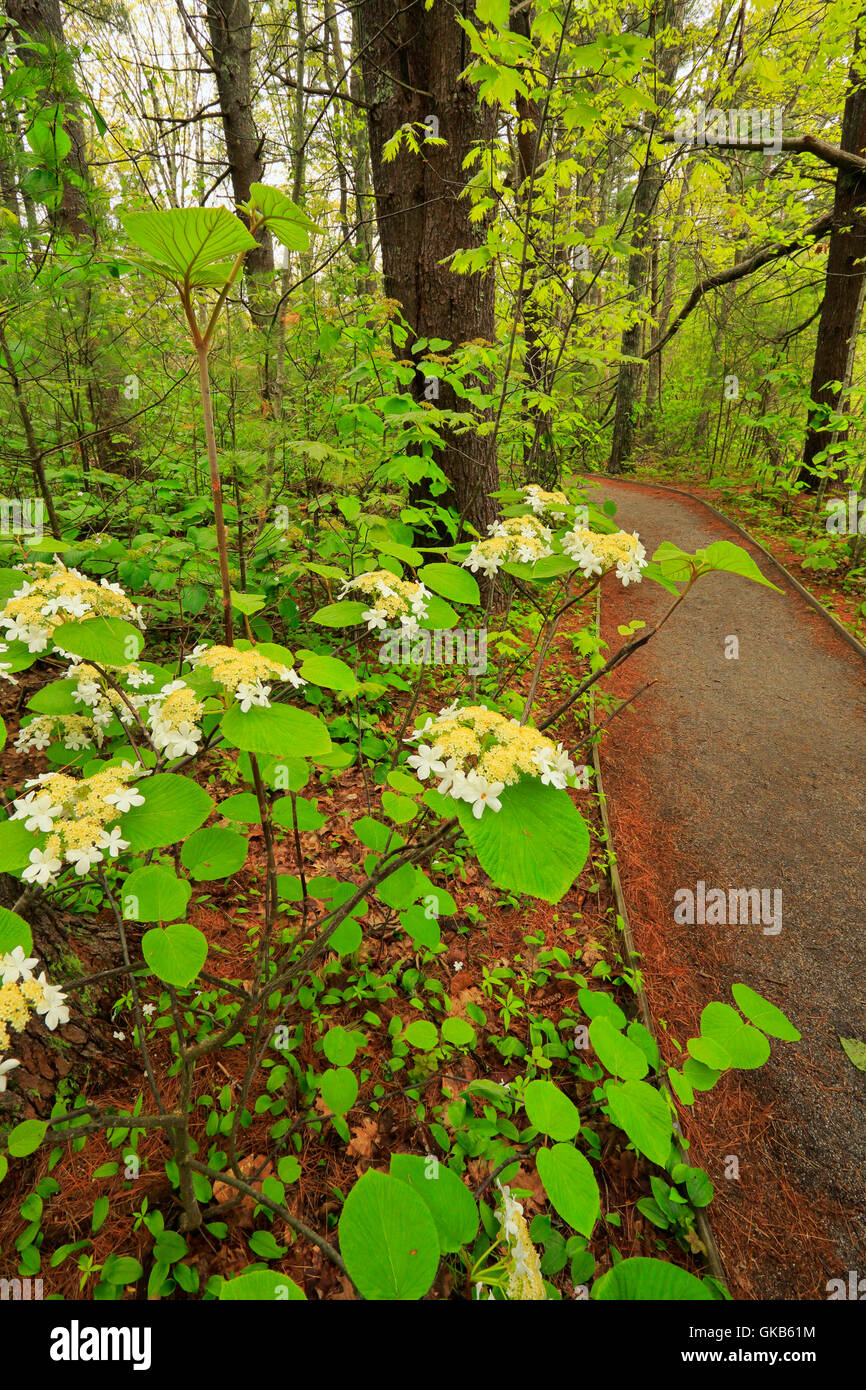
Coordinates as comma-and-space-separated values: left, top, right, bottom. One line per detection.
163, 722, 202, 759
452, 960, 464, 973
141, 1003, 156, 1017
463, 773, 504, 818
36, 976, 70, 1030
1, 945, 38, 984
406, 744, 445, 780
113, 1030, 126, 1042
405, 716, 435, 742
362, 607, 388, 632
97, 826, 130, 858
103, 786, 146, 813
22, 846, 63, 886
235, 680, 271, 712
66, 843, 105, 876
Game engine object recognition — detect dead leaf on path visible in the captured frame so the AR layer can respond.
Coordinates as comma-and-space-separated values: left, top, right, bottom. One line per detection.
347, 1118, 378, 1160
511, 1164, 546, 1213
451, 985, 484, 1019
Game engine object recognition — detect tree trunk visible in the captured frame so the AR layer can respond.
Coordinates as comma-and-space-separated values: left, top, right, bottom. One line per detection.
609, 0, 685, 473
799, 35, 866, 489
5, 0, 94, 241
205, 0, 274, 286
356, 0, 499, 538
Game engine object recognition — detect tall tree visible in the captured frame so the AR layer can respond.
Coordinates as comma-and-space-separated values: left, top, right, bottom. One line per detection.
201, 0, 274, 281
609, 0, 686, 473
356, 0, 499, 538
798, 28, 866, 488
5, 0, 94, 240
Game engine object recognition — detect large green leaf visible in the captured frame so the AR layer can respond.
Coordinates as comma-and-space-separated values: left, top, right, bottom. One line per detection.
389, 1155, 479, 1253
591, 1256, 715, 1300
320, 1066, 358, 1114
604, 1080, 673, 1167
180, 826, 248, 881
536, 1143, 600, 1237
417, 563, 480, 606
589, 1015, 649, 1080
248, 183, 319, 251
0, 818, 37, 872
299, 654, 359, 693
122, 865, 190, 923
8, 1118, 48, 1157
700, 540, 781, 591
730, 983, 800, 1041
122, 207, 258, 286
456, 778, 589, 903
121, 774, 213, 852
338, 1169, 440, 1300
52, 616, 144, 667
219, 1270, 306, 1301
220, 702, 331, 758
0, 906, 33, 956
142, 922, 207, 987
523, 1079, 581, 1141
310, 600, 367, 628
699, 1002, 770, 1069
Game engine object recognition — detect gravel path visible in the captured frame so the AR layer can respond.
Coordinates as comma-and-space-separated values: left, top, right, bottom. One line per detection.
587, 478, 866, 1299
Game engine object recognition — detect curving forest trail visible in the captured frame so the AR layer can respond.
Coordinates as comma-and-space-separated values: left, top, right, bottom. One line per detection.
587, 478, 866, 1299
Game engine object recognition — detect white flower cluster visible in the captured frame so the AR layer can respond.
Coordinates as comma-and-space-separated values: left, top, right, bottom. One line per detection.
406, 704, 579, 819
15, 712, 105, 753
145, 679, 205, 760
1, 945, 71, 1079
0, 563, 144, 656
560, 527, 648, 586
338, 570, 430, 637
494, 1183, 546, 1300
463, 515, 554, 579
11, 763, 144, 886
523, 484, 569, 521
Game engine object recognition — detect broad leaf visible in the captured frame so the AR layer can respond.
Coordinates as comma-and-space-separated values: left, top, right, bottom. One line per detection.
248, 183, 319, 251
121, 774, 213, 852
536, 1143, 600, 1237
456, 778, 589, 903
524, 1079, 581, 1140
390, 1154, 479, 1253
339, 1169, 439, 1300
605, 1079, 673, 1167
220, 702, 331, 758
592, 1256, 715, 1300
142, 922, 207, 987
122, 207, 258, 286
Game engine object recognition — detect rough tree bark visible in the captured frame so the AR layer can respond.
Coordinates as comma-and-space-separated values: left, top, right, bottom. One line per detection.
798, 31, 866, 488
5, 0, 94, 241
356, 0, 499, 538
205, 0, 274, 282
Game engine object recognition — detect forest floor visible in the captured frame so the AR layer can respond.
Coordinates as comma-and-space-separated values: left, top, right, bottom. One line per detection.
584, 476, 866, 1299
